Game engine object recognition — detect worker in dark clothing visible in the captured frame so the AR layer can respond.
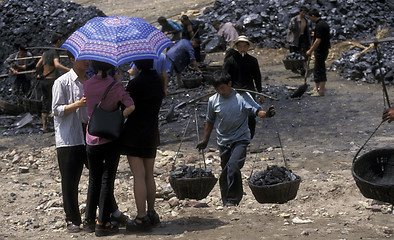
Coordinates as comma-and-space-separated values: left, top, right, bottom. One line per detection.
306, 8, 331, 97
180, 15, 204, 62
223, 36, 264, 139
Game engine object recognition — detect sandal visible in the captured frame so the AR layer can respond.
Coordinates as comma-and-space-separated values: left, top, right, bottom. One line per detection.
126, 215, 152, 232
82, 219, 95, 233
95, 222, 119, 237
147, 209, 160, 226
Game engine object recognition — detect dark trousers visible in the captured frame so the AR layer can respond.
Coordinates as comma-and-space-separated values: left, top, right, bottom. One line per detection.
13, 74, 30, 96
313, 50, 329, 83
85, 141, 120, 224
57, 145, 86, 225
219, 141, 249, 205
39, 79, 55, 114
248, 115, 256, 139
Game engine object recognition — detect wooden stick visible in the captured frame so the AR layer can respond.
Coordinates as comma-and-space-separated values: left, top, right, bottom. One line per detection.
7, 55, 68, 61
176, 88, 279, 109
235, 88, 279, 101
0, 70, 36, 78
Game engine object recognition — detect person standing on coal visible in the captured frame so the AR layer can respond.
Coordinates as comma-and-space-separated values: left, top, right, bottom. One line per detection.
4, 44, 34, 97
286, 6, 311, 75
51, 51, 90, 233
36, 33, 70, 132
223, 36, 264, 139
196, 74, 275, 206
306, 9, 331, 97
180, 15, 203, 62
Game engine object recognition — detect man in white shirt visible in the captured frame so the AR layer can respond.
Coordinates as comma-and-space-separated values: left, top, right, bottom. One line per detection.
52, 51, 90, 233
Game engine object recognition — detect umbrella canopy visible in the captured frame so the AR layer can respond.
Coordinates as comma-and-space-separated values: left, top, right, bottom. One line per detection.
62, 15, 173, 66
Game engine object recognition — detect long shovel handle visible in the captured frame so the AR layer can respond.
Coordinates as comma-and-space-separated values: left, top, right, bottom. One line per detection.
304, 57, 311, 84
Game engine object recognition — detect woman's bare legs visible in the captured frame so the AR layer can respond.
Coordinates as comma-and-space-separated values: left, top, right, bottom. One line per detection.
127, 156, 156, 218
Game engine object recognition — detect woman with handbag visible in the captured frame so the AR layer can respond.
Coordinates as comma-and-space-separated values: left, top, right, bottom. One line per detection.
83, 60, 135, 237
120, 59, 165, 232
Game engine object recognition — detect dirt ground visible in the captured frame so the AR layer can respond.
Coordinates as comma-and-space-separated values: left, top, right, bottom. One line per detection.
0, 1, 393, 240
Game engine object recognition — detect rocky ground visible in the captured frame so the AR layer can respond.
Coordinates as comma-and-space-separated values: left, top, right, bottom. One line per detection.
0, 1, 394, 240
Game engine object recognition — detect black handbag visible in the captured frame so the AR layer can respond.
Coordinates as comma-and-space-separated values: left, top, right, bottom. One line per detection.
88, 81, 123, 139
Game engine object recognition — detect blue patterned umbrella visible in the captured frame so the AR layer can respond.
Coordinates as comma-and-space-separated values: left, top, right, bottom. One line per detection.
62, 16, 173, 66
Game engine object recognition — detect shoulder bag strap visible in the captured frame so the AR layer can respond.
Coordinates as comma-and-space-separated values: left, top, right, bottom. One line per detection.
97, 81, 117, 107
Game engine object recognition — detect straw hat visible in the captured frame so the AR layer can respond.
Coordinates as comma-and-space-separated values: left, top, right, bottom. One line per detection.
230, 35, 255, 50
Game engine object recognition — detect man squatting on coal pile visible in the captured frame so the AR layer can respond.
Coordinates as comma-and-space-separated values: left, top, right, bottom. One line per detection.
197, 74, 275, 207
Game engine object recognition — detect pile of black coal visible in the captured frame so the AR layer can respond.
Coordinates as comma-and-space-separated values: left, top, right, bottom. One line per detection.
249, 165, 298, 186
0, 0, 105, 106
170, 165, 214, 178
198, 0, 393, 51
283, 52, 306, 61
0, 0, 106, 66
331, 42, 394, 83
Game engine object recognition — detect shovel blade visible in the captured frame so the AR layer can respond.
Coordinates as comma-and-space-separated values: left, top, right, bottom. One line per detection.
290, 83, 308, 98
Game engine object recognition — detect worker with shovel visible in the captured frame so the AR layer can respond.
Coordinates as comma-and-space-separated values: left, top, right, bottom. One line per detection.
306, 9, 331, 97
196, 74, 275, 207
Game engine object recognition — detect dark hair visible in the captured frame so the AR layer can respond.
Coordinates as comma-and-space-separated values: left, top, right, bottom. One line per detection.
212, 73, 231, 88
180, 15, 189, 21
212, 21, 221, 26
133, 59, 154, 72
309, 9, 321, 17
192, 38, 201, 45
66, 50, 75, 60
299, 6, 309, 12
14, 43, 26, 51
51, 33, 63, 45
158, 16, 167, 24
91, 60, 115, 78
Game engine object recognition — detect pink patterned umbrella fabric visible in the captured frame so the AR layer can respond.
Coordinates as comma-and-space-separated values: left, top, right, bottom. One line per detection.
62, 15, 173, 66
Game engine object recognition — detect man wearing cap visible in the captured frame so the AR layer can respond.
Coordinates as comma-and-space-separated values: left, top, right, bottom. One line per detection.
223, 36, 264, 139
306, 9, 330, 97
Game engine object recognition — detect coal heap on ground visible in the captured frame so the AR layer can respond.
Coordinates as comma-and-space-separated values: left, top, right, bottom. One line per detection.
249, 165, 299, 186
0, 0, 106, 65
170, 165, 215, 178
200, 0, 393, 50
198, 0, 393, 82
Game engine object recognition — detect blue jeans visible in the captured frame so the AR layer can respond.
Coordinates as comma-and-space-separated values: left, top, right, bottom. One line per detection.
218, 141, 249, 205
85, 141, 120, 224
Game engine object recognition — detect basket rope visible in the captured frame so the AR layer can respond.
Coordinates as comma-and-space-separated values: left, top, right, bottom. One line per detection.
354, 42, 391, 162
173, 113, 192, 163
249, 106, 289, 179
194, 106, 207, 170
272, 117, 289, 170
